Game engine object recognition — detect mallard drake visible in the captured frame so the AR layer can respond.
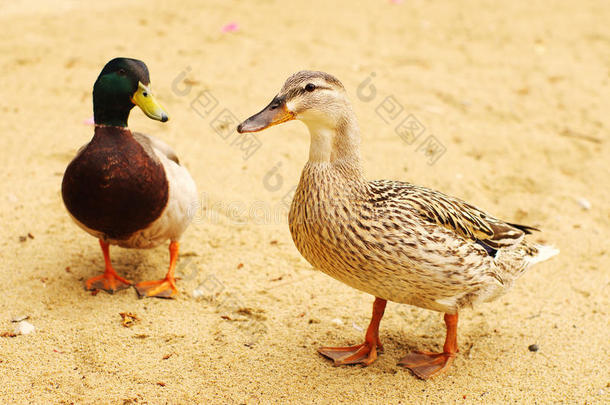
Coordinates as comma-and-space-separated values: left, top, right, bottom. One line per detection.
62, 58, 197, 298
237, 71, 559, 379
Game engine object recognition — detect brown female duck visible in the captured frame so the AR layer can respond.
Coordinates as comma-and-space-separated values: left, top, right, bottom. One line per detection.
237, 71, 558, 378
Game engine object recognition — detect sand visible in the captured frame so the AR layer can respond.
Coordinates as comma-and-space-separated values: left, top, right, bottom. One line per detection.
0, 0, 608, 403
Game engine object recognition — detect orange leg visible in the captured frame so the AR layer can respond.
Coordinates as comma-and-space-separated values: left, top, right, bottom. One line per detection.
135, 241, 179, 299
85, 240, 132, 293
398, 312, 459, 379
318, 297, 387, 366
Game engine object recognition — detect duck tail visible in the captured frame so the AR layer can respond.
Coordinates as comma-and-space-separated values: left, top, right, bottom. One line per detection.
527, 244, 560, 265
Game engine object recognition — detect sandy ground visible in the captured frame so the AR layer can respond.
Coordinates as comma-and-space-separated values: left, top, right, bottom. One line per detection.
0, 0, 608, 403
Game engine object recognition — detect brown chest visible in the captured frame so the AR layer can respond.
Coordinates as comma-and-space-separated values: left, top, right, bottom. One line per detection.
62, 127, 169, 240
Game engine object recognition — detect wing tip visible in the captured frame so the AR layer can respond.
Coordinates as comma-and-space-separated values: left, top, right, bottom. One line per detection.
507, 222, 540, 234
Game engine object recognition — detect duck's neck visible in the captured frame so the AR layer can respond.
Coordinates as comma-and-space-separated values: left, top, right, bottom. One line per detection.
304, 109, 364, 179
93, 106, 131, 127
92, 90, 133, 127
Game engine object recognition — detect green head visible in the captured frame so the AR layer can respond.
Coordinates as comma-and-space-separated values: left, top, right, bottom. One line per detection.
92, 57, 169, 127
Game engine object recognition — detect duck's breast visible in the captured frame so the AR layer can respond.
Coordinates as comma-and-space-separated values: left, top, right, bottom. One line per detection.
61, 126, 169, 242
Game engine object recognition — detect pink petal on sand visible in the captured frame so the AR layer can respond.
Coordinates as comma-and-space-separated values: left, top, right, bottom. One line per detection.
83, 116, 95, 125
221, 22, 239, 33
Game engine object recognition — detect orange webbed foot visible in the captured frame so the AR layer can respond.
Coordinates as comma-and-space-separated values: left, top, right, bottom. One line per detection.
86, 240, 132, 294
135, 278, 178, 299
398, 313, 459, 379
85, 271, 132, 294
318, 337, 383, 366
135, 240, 180, 299
397, 351, 456, 379
319, 297, 387, 367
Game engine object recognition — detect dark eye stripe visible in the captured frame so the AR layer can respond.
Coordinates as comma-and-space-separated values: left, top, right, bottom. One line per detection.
288, 85, 332, 99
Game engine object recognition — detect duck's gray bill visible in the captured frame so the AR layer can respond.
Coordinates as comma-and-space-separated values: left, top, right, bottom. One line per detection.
237, 97, 294, 133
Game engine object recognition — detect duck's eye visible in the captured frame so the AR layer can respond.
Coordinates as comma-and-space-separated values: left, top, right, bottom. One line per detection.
142, 91, 148, 97
117, 69, 127, 76
305, 83, 316, 92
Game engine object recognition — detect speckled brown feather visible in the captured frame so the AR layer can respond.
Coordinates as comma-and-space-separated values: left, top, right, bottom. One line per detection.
62, 125, 169, 240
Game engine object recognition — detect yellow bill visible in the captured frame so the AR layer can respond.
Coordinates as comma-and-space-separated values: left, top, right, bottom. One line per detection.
131, 82, 169, 122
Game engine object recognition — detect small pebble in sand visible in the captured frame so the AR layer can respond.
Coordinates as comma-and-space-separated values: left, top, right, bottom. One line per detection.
352, 322, 364, 332
192, 288, 204, 298
331, 318, 343, 326
575, 197, 591, 210
14, 321, 35, 335
528, 344, 539, 352
18, 233, 34, 242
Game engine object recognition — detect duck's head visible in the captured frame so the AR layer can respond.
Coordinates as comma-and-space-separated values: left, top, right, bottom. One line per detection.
237, 70, 350, 134
238, 71, 360, 164
93, 57, 168, 127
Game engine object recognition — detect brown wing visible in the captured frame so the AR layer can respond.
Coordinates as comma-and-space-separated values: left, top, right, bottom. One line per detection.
369, 180, 537, 249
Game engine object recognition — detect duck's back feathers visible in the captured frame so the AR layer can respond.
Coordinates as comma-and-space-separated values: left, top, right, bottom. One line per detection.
62, 126, 169, 240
